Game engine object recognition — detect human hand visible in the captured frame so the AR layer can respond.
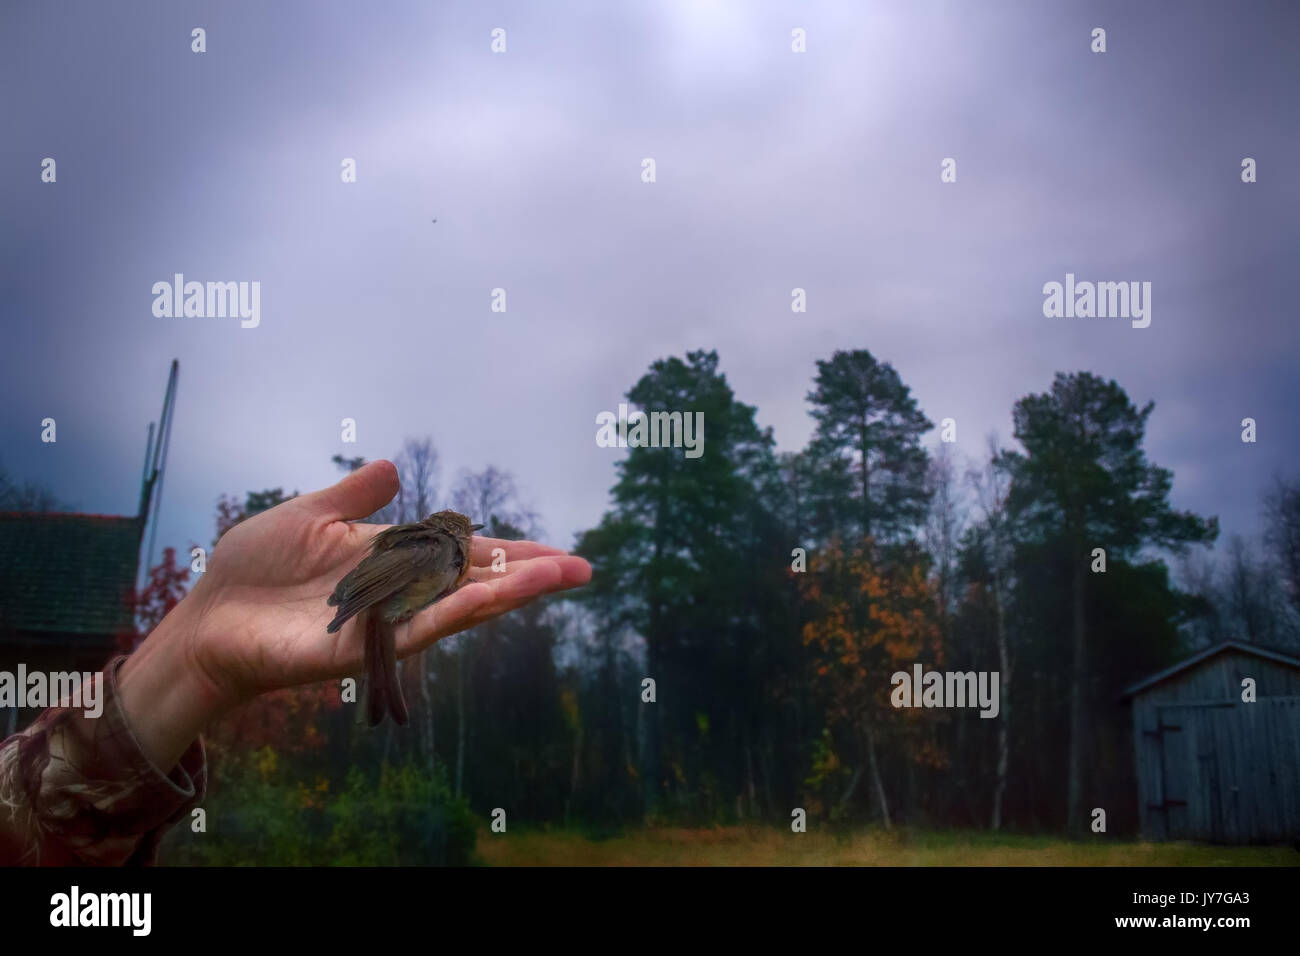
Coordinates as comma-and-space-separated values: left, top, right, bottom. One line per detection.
116, 460, 591, 768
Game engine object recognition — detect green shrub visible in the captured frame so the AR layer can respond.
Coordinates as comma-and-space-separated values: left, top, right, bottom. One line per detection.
161, 759, 477, 866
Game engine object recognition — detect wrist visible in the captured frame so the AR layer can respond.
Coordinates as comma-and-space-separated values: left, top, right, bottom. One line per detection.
116, 592, 236, 771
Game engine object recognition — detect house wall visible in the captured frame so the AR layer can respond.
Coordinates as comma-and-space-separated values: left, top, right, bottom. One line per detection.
1132, 651, 1300, 843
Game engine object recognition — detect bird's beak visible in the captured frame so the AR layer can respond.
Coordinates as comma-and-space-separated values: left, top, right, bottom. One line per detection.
470, 523, 485, 532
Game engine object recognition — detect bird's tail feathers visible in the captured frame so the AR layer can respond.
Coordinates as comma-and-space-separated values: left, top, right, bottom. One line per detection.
362, 607, 409, 727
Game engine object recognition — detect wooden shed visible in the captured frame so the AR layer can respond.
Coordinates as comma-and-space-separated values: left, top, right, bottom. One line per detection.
1123, 641, 1300, 844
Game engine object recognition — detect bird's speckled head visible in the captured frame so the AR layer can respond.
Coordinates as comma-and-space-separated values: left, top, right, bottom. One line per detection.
422, 510, 483, 538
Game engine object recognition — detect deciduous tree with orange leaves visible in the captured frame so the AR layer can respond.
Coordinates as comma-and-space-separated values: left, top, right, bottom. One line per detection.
799, 538, 942, 827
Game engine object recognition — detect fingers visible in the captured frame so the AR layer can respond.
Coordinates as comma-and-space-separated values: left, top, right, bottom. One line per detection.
480, 554, 591, 596
463, 551, 570, 581
301, 460, 399, 522
397, 555, 591, 656
470, 535, 571, 565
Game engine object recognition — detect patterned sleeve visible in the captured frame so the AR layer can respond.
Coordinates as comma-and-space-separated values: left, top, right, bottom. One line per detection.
0, 655, 207, 866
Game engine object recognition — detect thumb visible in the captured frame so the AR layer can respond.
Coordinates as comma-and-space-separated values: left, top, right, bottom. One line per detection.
302, 460, 399, 522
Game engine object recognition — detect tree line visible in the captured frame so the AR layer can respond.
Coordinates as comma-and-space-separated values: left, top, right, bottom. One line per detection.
569, 349, 1295, 834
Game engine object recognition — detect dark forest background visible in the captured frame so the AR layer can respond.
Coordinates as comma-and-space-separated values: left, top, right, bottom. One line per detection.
41, 347, 1294, 864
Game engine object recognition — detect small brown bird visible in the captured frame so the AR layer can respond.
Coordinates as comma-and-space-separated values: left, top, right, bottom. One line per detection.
326, 510, 482, 726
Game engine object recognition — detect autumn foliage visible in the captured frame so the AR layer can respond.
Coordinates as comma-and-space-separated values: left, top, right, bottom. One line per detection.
798, 538, 944, 818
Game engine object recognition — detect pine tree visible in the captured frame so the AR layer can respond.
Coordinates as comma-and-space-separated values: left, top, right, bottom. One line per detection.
805, 349, 933, 545
996, 372, 1217, 832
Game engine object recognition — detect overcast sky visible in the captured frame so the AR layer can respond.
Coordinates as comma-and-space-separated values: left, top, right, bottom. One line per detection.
2, 0, 1297, 576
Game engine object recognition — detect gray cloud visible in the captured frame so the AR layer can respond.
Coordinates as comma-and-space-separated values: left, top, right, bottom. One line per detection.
1, 0, 1296, 566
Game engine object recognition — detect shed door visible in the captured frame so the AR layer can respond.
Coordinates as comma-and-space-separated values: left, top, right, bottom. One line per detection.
1157, 698, 1300, 843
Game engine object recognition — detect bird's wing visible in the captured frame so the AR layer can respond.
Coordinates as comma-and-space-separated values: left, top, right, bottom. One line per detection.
365, 523, 437, 553
326, 538, 447, 632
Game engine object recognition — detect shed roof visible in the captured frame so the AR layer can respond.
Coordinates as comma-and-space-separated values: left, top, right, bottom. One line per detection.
0, 511, 142, 639
1121, 640, 1300, 699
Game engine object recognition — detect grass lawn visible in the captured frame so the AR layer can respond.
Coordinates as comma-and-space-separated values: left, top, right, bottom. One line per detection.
474, 825, 1300, 866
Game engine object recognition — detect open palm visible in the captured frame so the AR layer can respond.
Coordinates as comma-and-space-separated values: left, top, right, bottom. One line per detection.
182, 460, 591, 703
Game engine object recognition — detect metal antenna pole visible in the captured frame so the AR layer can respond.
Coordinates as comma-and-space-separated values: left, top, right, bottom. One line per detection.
143, 360, 179, 587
